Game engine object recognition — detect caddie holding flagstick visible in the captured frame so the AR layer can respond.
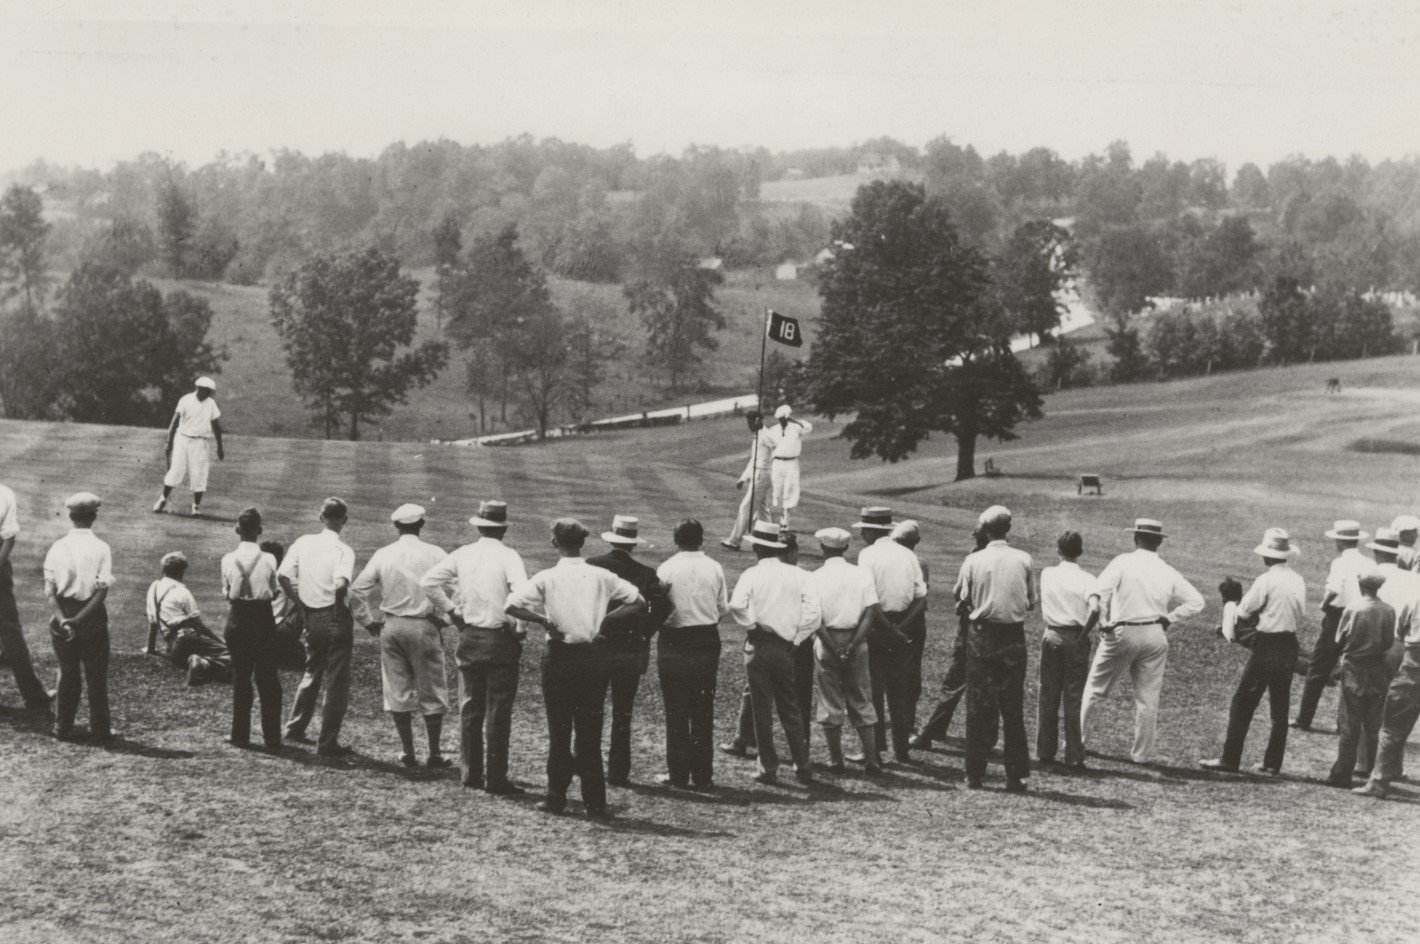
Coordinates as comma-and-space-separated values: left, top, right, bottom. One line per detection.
155, 376, 225, 517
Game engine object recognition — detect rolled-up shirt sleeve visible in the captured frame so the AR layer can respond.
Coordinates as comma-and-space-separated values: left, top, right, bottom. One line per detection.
419, 554, 459, 614
1168, 571, 1205, 623
794, 585, 822, 645
349, 556, 382, 627
729, 574, 755, 630
504, 575, 544, 615
96, 544, 114, 589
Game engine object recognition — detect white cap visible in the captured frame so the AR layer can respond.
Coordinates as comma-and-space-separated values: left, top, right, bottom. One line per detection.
978, 505, 1012, 527
390, 503, 426, 525
65, 491, 102, 511
195, 376, 217, 391
814, 527, 852, 550
775, 404, 792, 419
1391, 515, 1420, 534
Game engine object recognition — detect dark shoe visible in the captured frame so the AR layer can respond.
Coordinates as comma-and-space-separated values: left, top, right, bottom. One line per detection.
606, 775, 631, 787
1064, 761, 1088, 771
92, 731, 118, 745
845, 752, 870, 765
719, 742, 754, 758
1288, 719, 1310, 731
1324, 776, 1352, 788
397, 752, 419, 768
863, 763, 885, 777
263, 741, 284, 752
718, 540, 740, 552
656, 774, 688, 788
225, 736, 254, 750
1005, 779, 1029, 794
54, 728, 82, 742
1353, 768, 1371, 779
894, 751, 913, 765
908, 734, 932, 750
585, 807, 615, 820
25, 690, 56, 711
535, 800, 566, 815
286, 730, 314, 744
463, 778, 485, 790
485, 782, 527, 796
1352, 781, 1388, 799
688, 781, 715, 791
1253, 765, 1280, 777
751, 771, 778, 786
794, 768, 814, 785
426, 754, 453, 769
823, 761, 847, 773
317, 743, 354, 757
966, 778, 984, 790
1198, 758, 1239, 773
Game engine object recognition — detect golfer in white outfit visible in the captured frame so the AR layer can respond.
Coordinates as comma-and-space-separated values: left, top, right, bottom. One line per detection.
155, 377, 225, 517
766, 405, 812, 531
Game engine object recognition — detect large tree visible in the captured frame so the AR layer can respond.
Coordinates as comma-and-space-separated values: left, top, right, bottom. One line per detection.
0, 302, 61, 419
270, 247, 447, 440
624, 258, 725, 392
803, 180, 1042, 481
0, 184, 50, 308
992, 219, 1077, 345
157, 180, 196, 278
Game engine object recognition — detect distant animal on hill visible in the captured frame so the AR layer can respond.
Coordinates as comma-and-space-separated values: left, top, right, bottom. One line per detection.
1325, 378, 1341, 394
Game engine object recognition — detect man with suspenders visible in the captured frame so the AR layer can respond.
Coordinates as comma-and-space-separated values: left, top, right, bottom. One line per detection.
222, 508, 284, 750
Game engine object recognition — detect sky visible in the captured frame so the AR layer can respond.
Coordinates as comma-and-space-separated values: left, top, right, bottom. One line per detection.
2, 0, 1418, 176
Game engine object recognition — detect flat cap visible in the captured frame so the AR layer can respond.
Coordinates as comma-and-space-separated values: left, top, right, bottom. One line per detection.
775, 404, 792, 419
65, 491, 101, 512
390, 503, 426, 525
195, 376, 217, 390
814, 527, 852, 550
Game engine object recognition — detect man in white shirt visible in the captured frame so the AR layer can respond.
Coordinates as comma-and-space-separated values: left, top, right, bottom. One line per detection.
765, 404, 812, 531
421, 499, 529, 794
1081, 518, 1205, 765
1294, 520, 1378, 730
154, 376, 225, 517
1037, 531, 1094, 769
721, 411, 776, 551
805, 527, 883, 775
913, 525, 988, 750
506, 519, 646, 818
1200, 528, 1306, 775
1392, 515, 1419, 572
222, 508, 284, 750
45, 492, 115, 742
954, 505, 1036, 791
728, 520, 821, 785
280, 497, 358, 756
656, 519, 729, 788
352, 503, 453, 768
0, 482, 53, 710
144, 551, 232, 686
855, 506, 927, 765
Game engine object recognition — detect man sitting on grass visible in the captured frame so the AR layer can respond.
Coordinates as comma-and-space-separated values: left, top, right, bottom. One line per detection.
145, 551, 233, 686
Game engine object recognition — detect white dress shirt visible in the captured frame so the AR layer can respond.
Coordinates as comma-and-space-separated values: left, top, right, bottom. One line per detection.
656, 551, 729, 628
858, 539, 928, 612
505, 557, 642, 644
420, 537, 528, 628
1091, 548, 1205, 626
729, 557, 821, 644
277, 529, 356, 608
765, 420, 812, 459
738, 428, 777, 483
955, 541, 1037, 623
1376, 563, 1420, 645
147, 577, 199, 628
1324, 547, 1378, 610
1236, 563, 1307, 634
0, 483, 19, 541
805, 557, 878, 630
221, 542, 279, 602
1040, 560, 1095, 628
44, 528, 114, 600
351, 534, 448, 625
173, 392, 221, 438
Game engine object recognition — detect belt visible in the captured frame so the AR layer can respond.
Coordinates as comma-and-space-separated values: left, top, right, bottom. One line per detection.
1114, 619, 1162, 627
773, 456, 799, 461
1046, 624, 1087, 633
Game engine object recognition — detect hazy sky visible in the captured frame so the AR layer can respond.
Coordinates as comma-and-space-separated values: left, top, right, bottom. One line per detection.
2, 0, 1418, 176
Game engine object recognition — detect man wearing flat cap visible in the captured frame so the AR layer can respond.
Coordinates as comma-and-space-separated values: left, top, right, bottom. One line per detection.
1294, 520, 1378, 731
352, 503, 453, 767
764, 405, 812, 531
506, 518, 647, 817
0, 480, 55, 710
1391, 515, 1419, 572
587, 514, 674, 786
280, 497, 358, 756
1200, 528, 1306, 775
155, 377, 225, 517
1081, 518, 1204, 765
422, 500, 529, 793
954, 505, 1036, 791
45, 492, 115, 742
144, 551, 232, 686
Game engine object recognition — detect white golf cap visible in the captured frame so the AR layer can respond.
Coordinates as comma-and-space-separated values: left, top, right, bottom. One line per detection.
814, 527, 852, 549
65, 491, 102, 511
979, 505, 1012, 527
775, 404, 792, 419
195, 376, 216, 390
390, 503, 426, 525
1391, 515, 1420, 533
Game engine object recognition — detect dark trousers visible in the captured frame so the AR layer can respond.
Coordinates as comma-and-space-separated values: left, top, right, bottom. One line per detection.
606, 644, 648, 781
917, 617, 969, 743
226, 600, 283, 746
658, 627, 721, 786
1037, 626, 1091, 765
735, 684, 756, 749
0, 560, 49, 706
1331, 661, 1388, 783
744, 632, 809, 777
168, 626, 234, 683
1221, 632, 1297, 770
50, 598, 110, 738
1374, 648, 1420, 784
965, 621, 1029, 783
1296, 605, 1343, 727
457, 627, 522, 788
542, 642, 611, 811
286, 606, 354, 750
869, 610, 924, 758
794, 637, 815, 747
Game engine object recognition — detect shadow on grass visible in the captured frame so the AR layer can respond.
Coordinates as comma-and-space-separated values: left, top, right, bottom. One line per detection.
0, 703, 54, 736
587, 813, 734, 839
99, 736, 197, 760
1023, 788, 1134, 810
267, 745, 459, 782
623, 776, 893, 806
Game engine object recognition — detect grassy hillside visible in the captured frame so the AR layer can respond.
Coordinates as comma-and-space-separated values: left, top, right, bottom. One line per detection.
2, 357, 1419, 942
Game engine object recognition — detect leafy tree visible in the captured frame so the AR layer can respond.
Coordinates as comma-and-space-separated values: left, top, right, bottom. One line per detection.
269, 247, 447, 440
432, 213, 462, 268
157, 180, 196, 278
1172, 216, 1261, 299
81, 216, 157, 276
1086, 225, 1171, 317
0, 302, 61, 418
1232, 163, 1271, 209
504, 308, 569, 439
563, 291, 627, 422
803, 180, 1042, 481
188, 216, 240, 281
48, 264, 226, 425
624, 259, 726, 392
992, 220, 1077, 344
0, 184, 50, 307
1039, 337, 1093, 391
1105, 314, 1152, 382
1257, 276, 1312, 363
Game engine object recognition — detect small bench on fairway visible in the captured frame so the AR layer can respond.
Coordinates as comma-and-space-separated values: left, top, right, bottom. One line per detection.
1078, 473, 1103, 496
984, 458, 1001, 478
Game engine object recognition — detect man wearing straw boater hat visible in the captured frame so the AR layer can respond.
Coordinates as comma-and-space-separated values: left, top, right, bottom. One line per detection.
1200, 528, 1306, 775
587, 514, 674, 787
351, 503, 454, 768
721, 410, 776, 552
1293, 520, 1378, 731
1081, 517, 1203, 766
765, 405, 812, 532
154, 376, 225, 517
421, 500, 529, 794
954, 505, 1035, 791
728, 519, 821, 785
853, 506, 927, 766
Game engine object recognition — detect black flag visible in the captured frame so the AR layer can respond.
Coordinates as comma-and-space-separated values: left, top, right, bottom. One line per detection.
766, 310, 803, 347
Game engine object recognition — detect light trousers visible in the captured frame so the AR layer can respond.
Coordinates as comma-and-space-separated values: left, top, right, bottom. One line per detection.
727, 472, 772, 546
1080, 623, 1169, 763
164, 434, 211, 491
379, 616, 450, 715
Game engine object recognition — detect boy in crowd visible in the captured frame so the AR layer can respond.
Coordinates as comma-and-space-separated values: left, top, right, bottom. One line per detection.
222, 508, 284, 750
1037, 531, 1094, 769
1328, 573, 1395, 786
145, 551, 233, 685
45, 492, 114, 743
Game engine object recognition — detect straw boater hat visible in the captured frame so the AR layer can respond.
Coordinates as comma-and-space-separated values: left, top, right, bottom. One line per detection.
195, 376, 216, 391
1390, 515, 1419, 535
602, 514, 644, 545
390, 503, 425, 525
1324, 520, 1368, 541
1367, 527, 1402, 556
851, 507, 894, 531
745, 519, 788, 549
1125, 518, 1167, 538
469, 500, 509, 528
814, 527, 852, 550
1253, 527, 1299, 560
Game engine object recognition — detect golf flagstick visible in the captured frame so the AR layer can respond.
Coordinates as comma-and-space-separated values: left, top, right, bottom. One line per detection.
749, 307, 771, 529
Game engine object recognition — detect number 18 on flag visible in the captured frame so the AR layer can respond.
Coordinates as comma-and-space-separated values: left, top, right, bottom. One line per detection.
766, 309, 803, 347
